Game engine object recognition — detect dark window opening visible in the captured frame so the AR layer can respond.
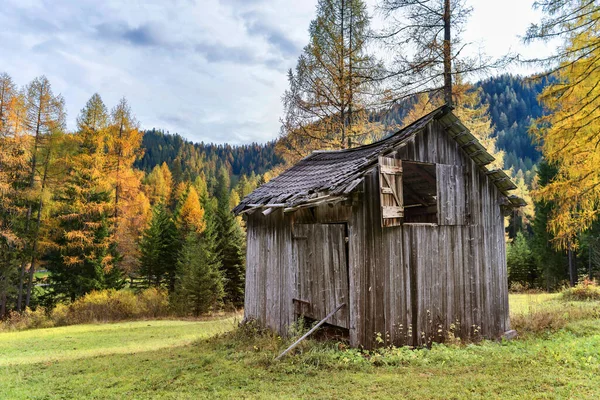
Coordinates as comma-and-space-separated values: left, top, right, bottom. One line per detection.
402, 162, 437, 223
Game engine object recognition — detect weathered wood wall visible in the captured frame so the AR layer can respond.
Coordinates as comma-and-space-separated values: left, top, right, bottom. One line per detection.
348, 120, 509, 348
244, 209, 295, 334
244, 204, 351, 333
244, 119, 509, 349
293, 223, 350, 328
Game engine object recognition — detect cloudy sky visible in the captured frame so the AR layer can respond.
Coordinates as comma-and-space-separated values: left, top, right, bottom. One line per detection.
1, 0, 557, 145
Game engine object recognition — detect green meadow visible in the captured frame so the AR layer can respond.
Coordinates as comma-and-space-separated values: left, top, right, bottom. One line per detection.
1, 294, 599, 399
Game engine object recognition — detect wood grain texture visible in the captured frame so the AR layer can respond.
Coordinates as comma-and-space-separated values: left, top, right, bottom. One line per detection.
244, 118, 510, 349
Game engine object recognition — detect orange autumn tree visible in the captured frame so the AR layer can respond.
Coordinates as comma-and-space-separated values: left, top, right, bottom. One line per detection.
0, 73, 30, 316
107, 98, 149, 273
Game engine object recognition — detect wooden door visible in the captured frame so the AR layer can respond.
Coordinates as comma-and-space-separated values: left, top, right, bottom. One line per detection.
293, 223, 350, 329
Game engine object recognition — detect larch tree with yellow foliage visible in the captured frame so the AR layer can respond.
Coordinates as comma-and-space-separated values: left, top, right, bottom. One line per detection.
107, 98, 149, 274
18, 76, 66, 310
278, 0, 384, 165
0, 73, 30, 316
176, 185, 206, 236
527, 0, 600, 249
143, 162, 173, 206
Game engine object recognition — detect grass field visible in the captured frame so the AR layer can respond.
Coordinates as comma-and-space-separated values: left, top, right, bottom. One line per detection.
508, 292, 560, 314
1, 294, 599, 399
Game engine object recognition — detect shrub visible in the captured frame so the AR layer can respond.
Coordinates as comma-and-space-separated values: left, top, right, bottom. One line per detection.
50, 303, 70, 326
511, 300, 600, 335
1, 307, 53, 331
508, 282, 543, 294
2, 288, 175, 332
561, 279, 600, 301
139, 287, 169, 318
59, 288, 170, 325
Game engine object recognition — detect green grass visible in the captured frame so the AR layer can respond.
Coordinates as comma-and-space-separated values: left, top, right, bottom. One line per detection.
34, 270, 49, 279
0, 319, 236, 366
1, 295, 599, 399
509, 292, 560, 314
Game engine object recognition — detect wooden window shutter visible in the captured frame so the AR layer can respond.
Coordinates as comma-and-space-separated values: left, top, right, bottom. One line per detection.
379, 156, 403, 227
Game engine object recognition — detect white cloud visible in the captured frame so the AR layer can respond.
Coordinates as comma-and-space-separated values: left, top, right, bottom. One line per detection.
0, 0, 553, 145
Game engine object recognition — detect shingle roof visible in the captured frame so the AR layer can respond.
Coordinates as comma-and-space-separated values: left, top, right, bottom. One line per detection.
234, 106, 524, 214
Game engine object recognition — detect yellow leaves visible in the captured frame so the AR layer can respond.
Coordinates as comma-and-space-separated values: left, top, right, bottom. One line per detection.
0, 229, 22, 247
402, 93, 437, 126
115, 172, 151, 274
511, 170, 534, 226
176, 186, 205, 234
101, 254, 114, 272
229, 190, 240, 211
144, 162, 172, 206
63, 255, 83, 267
64, 230, 93, 247
532, 4, 600, 249
402, 83, 505, 170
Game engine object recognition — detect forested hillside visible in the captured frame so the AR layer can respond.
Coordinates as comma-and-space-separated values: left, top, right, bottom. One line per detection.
478, 75, 547, 177
140, 74, 547, 189
136, 129, 283, 187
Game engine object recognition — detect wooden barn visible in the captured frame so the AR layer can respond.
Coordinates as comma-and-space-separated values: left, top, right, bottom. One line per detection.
233, 106, 525, 349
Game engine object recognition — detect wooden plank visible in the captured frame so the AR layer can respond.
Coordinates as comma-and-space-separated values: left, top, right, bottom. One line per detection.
382, 206, 404, 218
437, 164, 467, 226
379, 156, 404, 227
275, 303, 346, 361
294, 223, 349, 329
380, 164, 403, 174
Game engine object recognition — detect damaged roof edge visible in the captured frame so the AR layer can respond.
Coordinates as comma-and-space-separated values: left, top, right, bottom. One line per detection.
233, 106, 525, 214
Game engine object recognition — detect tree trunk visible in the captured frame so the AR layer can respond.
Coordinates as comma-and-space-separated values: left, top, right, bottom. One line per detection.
0, 290, 6, 318
115, 120, 124, 227
25, 206, 43, 308
348, 0, 354, 149
340, 0, 346, 149
18, 88, 44, 311
443, 0, 452, 107
25, 148, 51, 307
17, 207, 32, 311
568, 247, 576, 286
589, 239, 594, 280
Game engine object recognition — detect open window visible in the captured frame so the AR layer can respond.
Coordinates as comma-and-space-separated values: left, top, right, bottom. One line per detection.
402, 161, 437, 223
379, 158, 438, 226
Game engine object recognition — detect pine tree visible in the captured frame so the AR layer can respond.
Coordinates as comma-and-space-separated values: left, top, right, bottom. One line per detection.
107, 98, 142, 222
46, 94, 120, 302
114, 171, 150, 275
0, 73, 29, 315
278, 0, 383, 164
214, 167, 245, 307
143, 162, 172, 206
17, 76, 65, 310
174, 229, 224, 316
507, 232, 538, 287
138, 203, 179, 289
